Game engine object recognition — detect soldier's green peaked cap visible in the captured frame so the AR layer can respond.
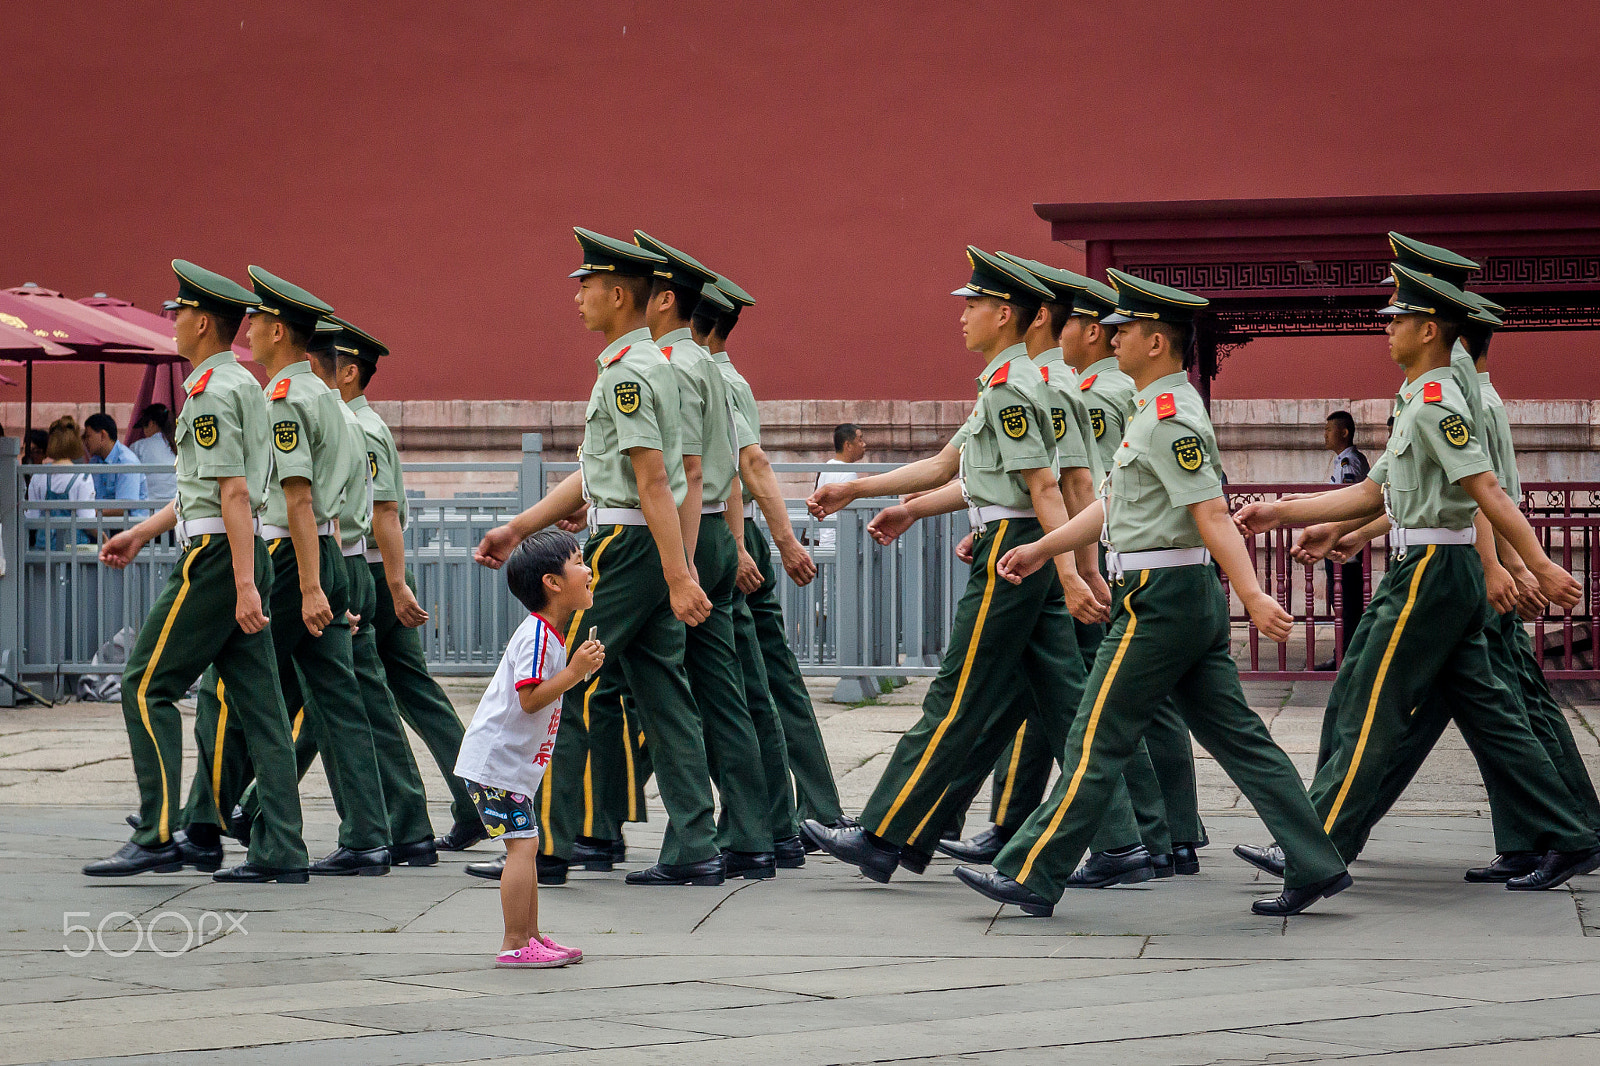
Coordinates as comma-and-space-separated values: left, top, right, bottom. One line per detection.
951, 246, 1052, 311
1102, 268, 1209, 325
713, 273, 754, 308
995, 253, 1118, 318
633, 231, 717, 289
247, 266, 334, 331
1465, 291, 1506, 324
1379, 262, 1490, 324
570, 227, 667, 279
697, 282, 735, 313
167, 260, 257, 315
328, 315, 389, 360
1388, 232, 1478, 289
308, 318, 341, 352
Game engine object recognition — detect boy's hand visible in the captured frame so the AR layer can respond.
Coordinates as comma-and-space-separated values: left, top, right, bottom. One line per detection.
1233, 502, 1281, 536
1533, 560, 1583, 611
1245, 590, 1293, 643
570, 639, 605, 677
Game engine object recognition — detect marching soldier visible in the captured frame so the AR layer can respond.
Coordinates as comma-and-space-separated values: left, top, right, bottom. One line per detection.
186, 267, 394, 876
475, 228, 723, 887
1233, 263, 1600, 891
86, 260, 308, 884
956, 269, 1352, 918
802, 248, 1094, 885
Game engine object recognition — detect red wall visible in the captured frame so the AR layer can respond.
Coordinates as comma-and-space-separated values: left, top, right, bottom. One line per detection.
7, 1, 1600, 406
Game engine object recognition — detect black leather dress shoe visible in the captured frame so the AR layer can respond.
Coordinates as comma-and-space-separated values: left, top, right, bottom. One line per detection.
1063, 846, 1156, 889
898, 845, 934, 875
309, 846, 391, 876
1252, 871, 1352, 915
802, 815, 859, 853
433, 820, 489, 852
934, 824, 1013, 864
953, 866, 1054, 917
466, 853, 505, 880
1233, 842, 1285, 878
625, 858, 726, 886
390, 838, 439, 867
83, 840, 183, 877
1150, 853, 1175, 878
229, 804, 252, 847
537, 854, 568, 885
173, 830, 224, 873
773, 836, 806, 869
213, 861, 309, 884
1463, 851, 1540, 883
572, 836, 626, 870
722, 850, 776, 879
125, 814, 141, 830
1172, 843, 1201, 875
801, 819, 899, 883
1506, 846, 1600, 891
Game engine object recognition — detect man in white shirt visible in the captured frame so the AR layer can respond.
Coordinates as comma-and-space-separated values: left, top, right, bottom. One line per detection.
1319, 411, 1369, 669
814, 423, 865, 551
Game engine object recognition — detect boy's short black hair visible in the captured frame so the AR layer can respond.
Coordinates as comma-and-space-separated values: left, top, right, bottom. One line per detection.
505, 528, 581, 614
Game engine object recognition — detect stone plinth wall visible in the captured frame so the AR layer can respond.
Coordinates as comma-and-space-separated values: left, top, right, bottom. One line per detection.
10, 398, 1600, 497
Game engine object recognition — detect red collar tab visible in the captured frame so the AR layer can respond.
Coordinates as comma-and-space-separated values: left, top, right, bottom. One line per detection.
188, 368, 214, 397
988, 362, 1010, 386
660, 345, 673, 361
1039, 366, 1050, 384
1422, 381, 1443, 404
1155, 393, 1177, 420
602, 344, 631, 368
1079, 373, 1098, 392
270, 378, 291, 401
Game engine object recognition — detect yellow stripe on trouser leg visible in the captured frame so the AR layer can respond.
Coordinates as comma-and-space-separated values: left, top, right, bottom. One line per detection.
290, 708, 304, 742
543, 525, 622, 851
621, 695, 638, 821
136, 534, 208, 841
876, 520, 1007, 837
993, 722, 1028, 825
1016, 569, 1148, 885
1323, 545, 1434, 833
211, 677, 229, 808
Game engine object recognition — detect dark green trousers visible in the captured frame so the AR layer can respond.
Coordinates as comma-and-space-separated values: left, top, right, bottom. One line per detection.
745, 522, 842, 824
186, 535, 390, 851
687, 514, 776, 854
371, 563, 476, 829
1306, 544, 1597, 860
729, 540, 801, 843
1511, 620, 1600, 832
997, 564, 1347, 901
120, 533, 306, 870
860, 517, 1085, 848
535, 524, 719, 865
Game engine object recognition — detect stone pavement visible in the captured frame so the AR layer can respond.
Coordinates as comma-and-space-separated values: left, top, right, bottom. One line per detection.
1, 678, 1598, 1064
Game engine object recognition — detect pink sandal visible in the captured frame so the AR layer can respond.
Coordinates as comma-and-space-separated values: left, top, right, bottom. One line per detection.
495, 939, 572, 968
537, 934, 583, 962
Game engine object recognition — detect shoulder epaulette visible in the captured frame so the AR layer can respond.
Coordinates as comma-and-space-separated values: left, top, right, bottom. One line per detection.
188, 368, 214, 397
270, 378, 290, 401
1422, 381, 1443, 404
1155, 393, 1177, 420
660, 346, 673, 360
989, 362, 1010, 386
1079, 374, 1098, 391
1039, 366, 1049, 384
601, 344, 631, 368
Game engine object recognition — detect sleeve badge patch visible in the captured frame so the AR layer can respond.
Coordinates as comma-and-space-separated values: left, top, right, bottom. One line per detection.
614, 381, 641, 415
273, 420, 300, 453
999, 404, 1029, 440
1089, 408, 1106, 439
192, 413, 217, 449
368, 451, 379, 479
1172, 434, 1205, 471
1051, 408, 1067, 441
1439, 413, 1469, 448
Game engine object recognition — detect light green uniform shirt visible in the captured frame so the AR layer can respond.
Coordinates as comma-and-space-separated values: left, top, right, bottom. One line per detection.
1078, 355, 1137, 472
659, 327, 739, 505
948, 344, 1057, 511
1035, 348, 1100, 482
713, 349, 761, 451
1106, 373, 1224, 552
261, 360, 353, 529
581, 327, 687, 509
173, 351, 273, 521
350, 395, 407, 529
1478, 371, 1520, 500
1450, 338, 1486, 433
1368, 365, 1494, 530
333, 400, 372, 548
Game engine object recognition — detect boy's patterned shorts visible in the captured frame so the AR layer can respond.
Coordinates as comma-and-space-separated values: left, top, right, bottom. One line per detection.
465, 780, 538, 840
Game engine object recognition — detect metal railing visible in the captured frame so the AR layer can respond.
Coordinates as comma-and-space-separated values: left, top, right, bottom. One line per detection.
4, 434, 1595, 697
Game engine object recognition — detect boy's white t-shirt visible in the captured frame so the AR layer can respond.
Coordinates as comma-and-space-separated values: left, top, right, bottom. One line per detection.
453, 612, 567, 795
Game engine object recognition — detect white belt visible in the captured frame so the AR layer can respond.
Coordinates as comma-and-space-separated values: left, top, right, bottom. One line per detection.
176, 516, 259, 546
364, 547, 384, 564
260, 520, 335, 541
744, 501, 757, 520
592, 507, 648, 526
701, 502, 727, 515
968, 504, 1034, 532
1392, 525, 1475, 560
341, 536, 367, 558
1106, 546, 1210, 581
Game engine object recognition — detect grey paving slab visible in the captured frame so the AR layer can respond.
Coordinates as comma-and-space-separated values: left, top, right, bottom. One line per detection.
29, 1031, 567, 1066
1, 1016, 389, 1066
1239, 993, 1600, 1053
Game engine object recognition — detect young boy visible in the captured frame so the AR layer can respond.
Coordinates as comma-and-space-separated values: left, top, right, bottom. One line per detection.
455, 530, 604, 968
